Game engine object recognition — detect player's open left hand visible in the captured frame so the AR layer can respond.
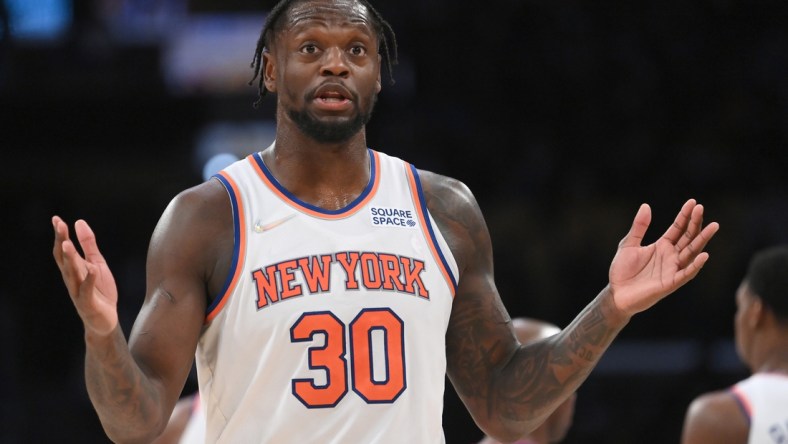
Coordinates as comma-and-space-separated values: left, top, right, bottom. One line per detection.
608, 199, 719, 317
52, 216, 119, 337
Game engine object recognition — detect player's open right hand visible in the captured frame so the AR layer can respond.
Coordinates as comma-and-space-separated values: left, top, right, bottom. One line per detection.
52, 216, 119, 337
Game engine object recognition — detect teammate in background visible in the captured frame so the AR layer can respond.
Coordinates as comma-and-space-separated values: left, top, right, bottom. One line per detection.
52, 0, 719, 442
681, 245, 788, 444
477, 318, 577, 444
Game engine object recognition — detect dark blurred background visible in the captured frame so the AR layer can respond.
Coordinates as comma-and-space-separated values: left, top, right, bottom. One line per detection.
2, 0, 787, 442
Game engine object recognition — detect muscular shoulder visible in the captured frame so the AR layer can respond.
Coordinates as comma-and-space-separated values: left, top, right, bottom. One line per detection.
148, 179, 233, 296
417, 169, 476, 211
165, 179, 231, 225
681, 389, 748, 444
151, 180, 231, 255
416, 169, 491, 277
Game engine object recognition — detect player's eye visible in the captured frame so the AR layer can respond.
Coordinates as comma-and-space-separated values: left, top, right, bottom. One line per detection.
349, 45, 366, 56
300, 44, 319, 54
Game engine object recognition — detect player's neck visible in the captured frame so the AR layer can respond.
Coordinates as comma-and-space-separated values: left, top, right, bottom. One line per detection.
261, 134, 371, 211
754, 344, 788, 375
276, 111, 367, 157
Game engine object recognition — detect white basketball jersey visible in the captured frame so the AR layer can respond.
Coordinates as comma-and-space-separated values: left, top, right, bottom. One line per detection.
178, 395, 206, 444
731, 373, 788, 444
196, 147, 458, 443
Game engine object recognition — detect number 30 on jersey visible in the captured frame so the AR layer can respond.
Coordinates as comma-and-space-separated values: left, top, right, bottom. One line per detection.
290, 308, 406, 408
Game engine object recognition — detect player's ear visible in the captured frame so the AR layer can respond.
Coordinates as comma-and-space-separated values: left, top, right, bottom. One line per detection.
375, 53, 382, 93
750, 297, 765, 328
263, 50, 277, 93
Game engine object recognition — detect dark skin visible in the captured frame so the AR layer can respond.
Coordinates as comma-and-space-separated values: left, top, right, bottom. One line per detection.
680, 282, 788, 444
52, 1, 720, 442
478, 318, 576, 444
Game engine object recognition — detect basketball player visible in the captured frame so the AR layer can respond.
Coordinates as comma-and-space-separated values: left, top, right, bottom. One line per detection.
52, 0, 719, 442
680, 245, 788, 444
477, 318, 577, 444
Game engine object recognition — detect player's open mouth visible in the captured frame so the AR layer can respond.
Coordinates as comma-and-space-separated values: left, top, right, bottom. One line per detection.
314, 95, 350, 110
311, 83, 354, 111
318, 92, 348, 102
314, 83, 352, 102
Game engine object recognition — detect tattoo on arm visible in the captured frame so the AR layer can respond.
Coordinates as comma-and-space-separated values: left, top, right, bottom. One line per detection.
84, 328, 161, 438
495, 295, 624, 421
419, 171, 484, 276
420, 169, 627, 427
565, 303, 612, 363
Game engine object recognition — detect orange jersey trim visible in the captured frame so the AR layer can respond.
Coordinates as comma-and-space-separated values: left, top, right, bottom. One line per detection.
730, 385, 753, 423
248, 149, 381, 219
404, 162, 458, 297
206, 172, 247, 323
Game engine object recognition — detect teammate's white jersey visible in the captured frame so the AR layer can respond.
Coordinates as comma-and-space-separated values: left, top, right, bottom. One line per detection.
196, 147, 459, 443
731, 373, 788, 444
178, 394, 206, 444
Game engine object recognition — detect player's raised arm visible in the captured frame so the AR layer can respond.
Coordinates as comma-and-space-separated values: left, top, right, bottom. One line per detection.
53, 216, 120, 338
608, 199, 718, 315
51, 180, 229, 443
421, 173, 719, 442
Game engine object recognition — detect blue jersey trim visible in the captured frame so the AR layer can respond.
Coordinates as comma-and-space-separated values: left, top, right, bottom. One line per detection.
208, 173, 243, 315
252, 149, 377, 216
728, 388, 751, 426
408, 164, 459, 293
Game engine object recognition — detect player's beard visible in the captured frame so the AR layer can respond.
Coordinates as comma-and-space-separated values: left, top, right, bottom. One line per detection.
288, 94, 377, 144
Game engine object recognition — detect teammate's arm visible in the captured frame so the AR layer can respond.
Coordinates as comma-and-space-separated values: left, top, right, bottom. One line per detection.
680, 391, 749, 444
52, 180, 232, 443
419, 170, 718, 442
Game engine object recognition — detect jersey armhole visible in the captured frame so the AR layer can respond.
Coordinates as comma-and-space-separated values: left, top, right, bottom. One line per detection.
205, 173, 247, 324
729, 386, 752, 426
404, 162, 459, 296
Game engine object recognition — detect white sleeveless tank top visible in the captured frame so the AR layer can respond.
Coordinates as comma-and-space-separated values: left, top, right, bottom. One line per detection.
195, 147, 458, 443
731, 372, 788, 444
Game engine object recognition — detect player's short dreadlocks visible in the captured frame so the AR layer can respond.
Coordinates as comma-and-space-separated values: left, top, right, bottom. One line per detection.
248, 0, 398, 108
746, 245, 788, 322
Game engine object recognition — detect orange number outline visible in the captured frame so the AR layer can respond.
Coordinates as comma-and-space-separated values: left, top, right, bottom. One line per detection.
290, 308, 406, 408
